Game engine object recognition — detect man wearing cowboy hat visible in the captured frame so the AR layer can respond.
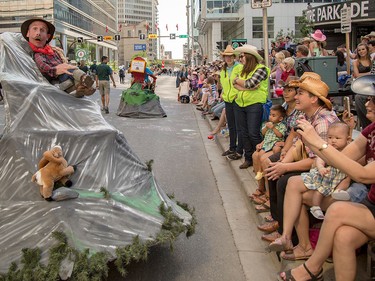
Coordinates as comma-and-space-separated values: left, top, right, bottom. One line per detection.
261, 73, 340, 245
21, 18, 95, 97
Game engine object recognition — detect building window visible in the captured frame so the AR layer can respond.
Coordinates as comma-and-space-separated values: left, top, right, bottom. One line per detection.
252, 17, 274, 39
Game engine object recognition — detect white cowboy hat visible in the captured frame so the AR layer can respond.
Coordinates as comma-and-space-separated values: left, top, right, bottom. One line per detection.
233, 44, 263, 62
366, 31, 375, 38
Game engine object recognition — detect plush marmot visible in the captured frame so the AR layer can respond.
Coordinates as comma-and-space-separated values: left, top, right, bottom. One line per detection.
31, 145, 75, 200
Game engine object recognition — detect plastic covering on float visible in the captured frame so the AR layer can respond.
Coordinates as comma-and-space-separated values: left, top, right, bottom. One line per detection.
0, 33, 191, 274
117, 82, 167, 118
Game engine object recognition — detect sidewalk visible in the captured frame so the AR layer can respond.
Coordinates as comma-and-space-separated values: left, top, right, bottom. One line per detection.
198, 106, 371, 281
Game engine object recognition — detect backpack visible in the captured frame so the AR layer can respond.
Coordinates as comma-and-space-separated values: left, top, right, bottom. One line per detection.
262, 99, 272, 123
295, 59, 313, 77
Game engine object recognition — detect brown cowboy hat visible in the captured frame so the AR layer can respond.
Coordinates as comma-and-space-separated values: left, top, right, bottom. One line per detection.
21, 18, 55, 43
288, 72, 332, 110
221, 45, 235, 56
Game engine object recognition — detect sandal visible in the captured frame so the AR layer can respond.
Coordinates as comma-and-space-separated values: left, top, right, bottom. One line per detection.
310, 206, 325, 220
268, 236, 293, 252
249, 188, 265, 200
264, 214, 274, 223
255, 204, 269, 213
277, 263, 323, 281
252, 194, 268, 205
281, 245, 314, 261
262, 199, 270, 209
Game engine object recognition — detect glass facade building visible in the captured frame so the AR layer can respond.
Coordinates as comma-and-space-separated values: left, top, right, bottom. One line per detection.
0, 0, 118, 62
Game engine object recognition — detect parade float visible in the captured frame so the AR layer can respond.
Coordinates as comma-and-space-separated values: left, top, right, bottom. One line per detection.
0, 33, 195, 280
117, 57, 167, 118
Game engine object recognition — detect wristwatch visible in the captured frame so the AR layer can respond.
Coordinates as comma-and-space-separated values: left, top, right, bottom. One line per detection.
319, 143, 328, 151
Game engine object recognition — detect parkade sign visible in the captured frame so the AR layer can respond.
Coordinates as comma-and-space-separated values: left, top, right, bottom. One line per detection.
309, 0, 375, 25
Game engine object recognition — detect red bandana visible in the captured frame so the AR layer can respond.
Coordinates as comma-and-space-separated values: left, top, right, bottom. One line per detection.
28, 42, 55, 56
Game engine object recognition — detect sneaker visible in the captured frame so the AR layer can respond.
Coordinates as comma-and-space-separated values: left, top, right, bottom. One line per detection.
227, 153, 242, 160
239, 160, 252, 169
221, 149, 235, 157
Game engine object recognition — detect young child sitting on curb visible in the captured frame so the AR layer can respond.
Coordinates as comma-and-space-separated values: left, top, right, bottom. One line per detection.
253, 105, 287, 183
303, 121, 352, 219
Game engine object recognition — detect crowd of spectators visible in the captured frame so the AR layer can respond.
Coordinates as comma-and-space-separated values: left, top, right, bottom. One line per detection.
172, 28, 375, 280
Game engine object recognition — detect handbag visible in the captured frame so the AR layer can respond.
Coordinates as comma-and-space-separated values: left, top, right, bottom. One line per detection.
292, 139, 308, 162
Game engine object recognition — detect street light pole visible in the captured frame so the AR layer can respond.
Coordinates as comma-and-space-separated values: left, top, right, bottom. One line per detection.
186, 0, 190, 66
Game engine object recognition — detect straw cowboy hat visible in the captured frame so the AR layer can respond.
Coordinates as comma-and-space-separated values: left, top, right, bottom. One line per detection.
311, 29, 326, 42
351, 74, 375, 96
300, 37, 312, 44
21, 18, 55, 43
366, 31, 375, 38
221, 45, 235, 56
288, 72, 332, 110
233, 44, 263, 62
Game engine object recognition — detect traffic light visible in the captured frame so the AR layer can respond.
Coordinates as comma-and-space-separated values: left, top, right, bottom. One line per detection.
97, 36, 103, 42
222, 40, 228, 49
77, 37, 83, 43
139, 33, 146, 40
216, 41, 223, 50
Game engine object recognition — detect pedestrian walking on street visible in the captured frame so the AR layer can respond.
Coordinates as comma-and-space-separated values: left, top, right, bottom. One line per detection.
95, 56, 116, 114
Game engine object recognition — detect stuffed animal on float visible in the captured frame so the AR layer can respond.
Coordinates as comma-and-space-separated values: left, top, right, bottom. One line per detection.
31, 145, 75, 201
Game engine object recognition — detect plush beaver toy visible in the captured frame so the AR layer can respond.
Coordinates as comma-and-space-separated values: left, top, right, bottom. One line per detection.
31, 145, 75, 200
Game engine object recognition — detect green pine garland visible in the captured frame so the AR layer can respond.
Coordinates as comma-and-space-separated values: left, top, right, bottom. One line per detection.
0, 196, 197, 281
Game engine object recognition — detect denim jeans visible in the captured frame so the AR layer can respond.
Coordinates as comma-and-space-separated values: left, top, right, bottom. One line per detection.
225, 101, 243, 154
236, 103, 263, 162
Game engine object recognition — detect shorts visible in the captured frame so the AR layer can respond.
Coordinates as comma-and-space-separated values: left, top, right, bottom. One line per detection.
98, 80, 110, 96
361, 197, 375, 218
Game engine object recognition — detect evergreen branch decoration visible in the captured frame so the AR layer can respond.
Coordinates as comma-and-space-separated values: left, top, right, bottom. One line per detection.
0, 199, 197, 280
145, 159, 154, 171
100, 187, 111, 199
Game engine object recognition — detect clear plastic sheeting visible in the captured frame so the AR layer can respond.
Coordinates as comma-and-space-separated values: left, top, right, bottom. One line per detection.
0, 33, 191, 274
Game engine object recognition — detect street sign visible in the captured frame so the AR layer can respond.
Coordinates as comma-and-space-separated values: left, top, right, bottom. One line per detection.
134, 44, 147, 51
341, 7, 351, 33
231, 39, 247, 49
148, 34, 158, 39
251, 0, 272, 9
97, 36, 103, 42
114, 34, 121, 41
103, 36, 113, 40
179, 34, 188, 38
170, 33, 176, 40
77, 37, 83, 43
139, 33, 146, 40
